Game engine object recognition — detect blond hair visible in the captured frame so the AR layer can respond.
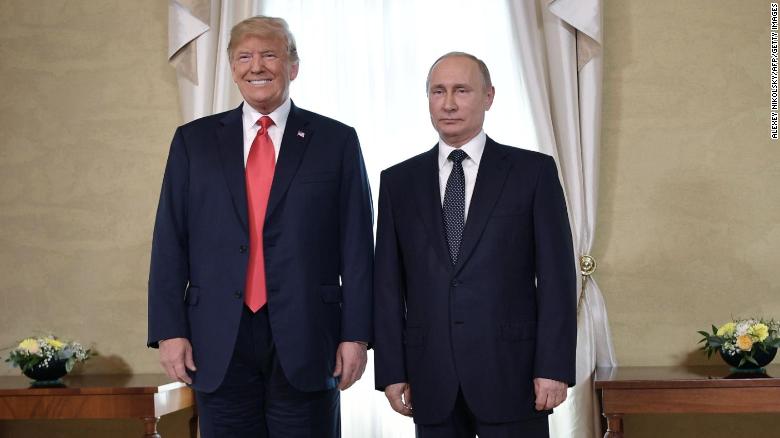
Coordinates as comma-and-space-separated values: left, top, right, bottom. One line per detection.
227, 16, 299, 63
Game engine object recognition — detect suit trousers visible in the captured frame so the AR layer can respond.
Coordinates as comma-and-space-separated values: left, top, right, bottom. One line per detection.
195, 306, 340, 438
415, 389, 549, 438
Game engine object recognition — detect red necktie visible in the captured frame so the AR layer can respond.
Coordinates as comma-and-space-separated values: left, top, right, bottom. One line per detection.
245, 116, 275, 312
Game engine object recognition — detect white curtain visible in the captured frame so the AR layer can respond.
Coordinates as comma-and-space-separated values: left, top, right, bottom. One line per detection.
507, 1, 617, 437
168, 0, 263, 122
257, 4, 535, 436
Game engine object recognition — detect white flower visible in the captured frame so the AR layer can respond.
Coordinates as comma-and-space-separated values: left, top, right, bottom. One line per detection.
735, 321, 751, 336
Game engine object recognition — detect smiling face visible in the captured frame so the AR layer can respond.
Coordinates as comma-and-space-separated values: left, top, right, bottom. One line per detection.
230, 34, 299, 114
427, 56, 494, 147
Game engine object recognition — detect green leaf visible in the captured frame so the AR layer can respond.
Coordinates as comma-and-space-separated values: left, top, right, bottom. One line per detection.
739, 357, 747, 367
712, 325, 718, 335
65, 358, 75, 373
24, 356, 42, 370
745, 355, 759, 366
697, 331, 711, 337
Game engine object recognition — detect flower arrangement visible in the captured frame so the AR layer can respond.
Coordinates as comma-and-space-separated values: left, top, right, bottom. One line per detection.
5, 335, 92, 373
698, 318, 780, 367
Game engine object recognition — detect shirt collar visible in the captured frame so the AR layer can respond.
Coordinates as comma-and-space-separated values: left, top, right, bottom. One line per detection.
438, 130, 487, 170
241, 98, 292, 131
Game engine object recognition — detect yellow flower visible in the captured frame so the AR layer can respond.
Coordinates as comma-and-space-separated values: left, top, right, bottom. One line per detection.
748, 323, 769, 342
736, 335, 753, 351
717, 322, 736, 336
18, 338, 40, 354
44, 338, 65, 349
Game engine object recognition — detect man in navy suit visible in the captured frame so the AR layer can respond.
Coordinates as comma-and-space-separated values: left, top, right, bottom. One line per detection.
374, 52, 576, 437
148, 16, 373, 438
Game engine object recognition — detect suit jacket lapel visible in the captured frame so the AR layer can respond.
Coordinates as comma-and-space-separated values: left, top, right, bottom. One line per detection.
454, 137, 511, 274
265, 102, 312, 220
217, 105, 249, 231
413, 145, 453, 271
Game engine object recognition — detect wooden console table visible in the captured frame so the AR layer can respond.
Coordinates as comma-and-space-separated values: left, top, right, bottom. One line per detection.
595, 365, 780, 438
0, 374, 196, 437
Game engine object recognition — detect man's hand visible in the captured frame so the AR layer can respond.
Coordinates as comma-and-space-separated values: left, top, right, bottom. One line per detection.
384, 382, 413, 416
158, 337, 196, 385
533, 377, 567, 410
333, 341, 367, 390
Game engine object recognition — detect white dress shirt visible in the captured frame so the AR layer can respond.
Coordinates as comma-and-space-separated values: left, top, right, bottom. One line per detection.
438, 130, 486, 222
241, 98, 292, 166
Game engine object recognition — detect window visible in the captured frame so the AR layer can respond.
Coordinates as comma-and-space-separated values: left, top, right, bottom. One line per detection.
263, 0, 537, 191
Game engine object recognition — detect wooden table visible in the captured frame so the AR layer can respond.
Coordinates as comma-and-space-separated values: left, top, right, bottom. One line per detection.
0, 374, 196, 437
594, 365, 780, 438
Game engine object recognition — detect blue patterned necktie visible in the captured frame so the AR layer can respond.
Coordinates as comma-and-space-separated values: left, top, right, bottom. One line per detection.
443, 149, 468, 264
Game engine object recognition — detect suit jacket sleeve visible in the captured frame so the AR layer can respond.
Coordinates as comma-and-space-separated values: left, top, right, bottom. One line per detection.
337, 129, 375, 344
373, 171, 408, 389
147, 127, 190, 348
532, 155, 577, 386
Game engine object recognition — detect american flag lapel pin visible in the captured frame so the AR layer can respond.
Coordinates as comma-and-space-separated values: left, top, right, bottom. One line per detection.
297, 131, 305, 138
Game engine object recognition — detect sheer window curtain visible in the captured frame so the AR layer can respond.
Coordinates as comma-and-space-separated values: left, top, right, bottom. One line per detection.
168, 1, 548, 436
508, 1, 617, 437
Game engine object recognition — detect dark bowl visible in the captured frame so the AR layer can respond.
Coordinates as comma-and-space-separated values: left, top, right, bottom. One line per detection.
22, 358, 68, 382
719, 346, 777, 370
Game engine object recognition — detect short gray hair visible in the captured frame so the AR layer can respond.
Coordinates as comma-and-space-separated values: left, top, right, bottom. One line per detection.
425, 51, 492, 93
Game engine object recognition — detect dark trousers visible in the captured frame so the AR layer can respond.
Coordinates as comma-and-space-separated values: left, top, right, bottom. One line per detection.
415, 390, 549, 438
196, 306, 340, 438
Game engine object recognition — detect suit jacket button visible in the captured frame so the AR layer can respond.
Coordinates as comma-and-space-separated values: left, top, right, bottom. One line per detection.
239, 245, 247, 253
451, 279, 459, 287
234, 290, 242, 298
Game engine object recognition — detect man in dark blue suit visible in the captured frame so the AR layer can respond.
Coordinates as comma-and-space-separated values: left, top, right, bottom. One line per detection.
374, 52, 576, 437
148, 16, 373, 438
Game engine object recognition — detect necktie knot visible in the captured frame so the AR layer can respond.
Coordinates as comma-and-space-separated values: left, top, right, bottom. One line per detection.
257, 115, 274, 132
449, 149, 468, 165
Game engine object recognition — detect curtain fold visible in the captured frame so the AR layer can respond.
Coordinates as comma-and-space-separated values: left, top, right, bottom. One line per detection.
168, 0, 261, 123
507, 1, 617, 437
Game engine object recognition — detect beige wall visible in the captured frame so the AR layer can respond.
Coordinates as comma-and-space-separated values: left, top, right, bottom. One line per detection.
0, 0, 777, 437
0, 0, 177, 374
600, 0, 780, 436
0, 0, 185, 436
